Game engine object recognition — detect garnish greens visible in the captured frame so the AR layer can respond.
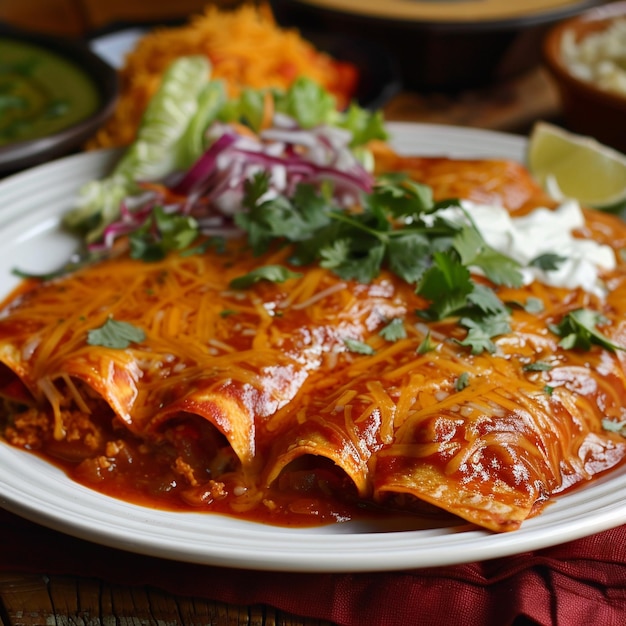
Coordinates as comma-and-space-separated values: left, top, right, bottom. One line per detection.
455, 372, 470, 391
602, 419, 626, 436
457, 310, 511, 355
129, 207, 199, 261
343, 338, 375, 355
237, 170, 529, 354
65, 56, 214, 243
416, 331, 437, 354
529, 253, 567, 271
87, 318, 146, 349
524, 297, 545, 314
229, 265, 302, 289
522, 361, 554, 372
379, 318, 407, 342
63, 62, 386, 244
549, 309, 624, 352
50, 56, 623, 360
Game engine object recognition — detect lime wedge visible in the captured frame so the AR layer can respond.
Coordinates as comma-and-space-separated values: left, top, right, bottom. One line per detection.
527, 121, 626, 210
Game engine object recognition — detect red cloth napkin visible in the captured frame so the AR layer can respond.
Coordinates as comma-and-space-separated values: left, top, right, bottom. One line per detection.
1, 507, 626, 626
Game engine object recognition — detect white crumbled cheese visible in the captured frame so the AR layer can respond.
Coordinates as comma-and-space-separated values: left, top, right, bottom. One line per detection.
561, 18, 626, 96
440, 200, 616, 296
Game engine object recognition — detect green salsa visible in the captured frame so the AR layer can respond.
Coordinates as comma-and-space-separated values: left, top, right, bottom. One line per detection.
0, 37, 100, 145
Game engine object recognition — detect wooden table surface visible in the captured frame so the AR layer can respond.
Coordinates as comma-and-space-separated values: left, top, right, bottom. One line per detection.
0, 2, 564, 625
0, 572, 333, 625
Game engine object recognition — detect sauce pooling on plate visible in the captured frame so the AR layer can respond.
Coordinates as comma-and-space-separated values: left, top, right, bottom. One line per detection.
0, 37, 100, 145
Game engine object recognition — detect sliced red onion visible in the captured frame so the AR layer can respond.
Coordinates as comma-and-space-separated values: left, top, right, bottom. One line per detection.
95, 116, 374, 250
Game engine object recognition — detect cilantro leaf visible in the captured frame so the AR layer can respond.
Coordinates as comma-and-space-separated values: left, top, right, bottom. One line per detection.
549, 308, 624, 352
505, 296, 545, 314
385, 231, 431, 284
602, 418, 626, 436
235, 87, 266, 130
238, 176, 333, 255
529, 253, 567, 271
416, 331, 437, 354
379, 318, 407, 342
233, 162, 528, 349
343, 337, 375, 355
180, 236, 226, 257
367, 174, 434, 220
87, 318, 146, 349
453, 225, 523, 287
467, 284, 510, 316
523, 361, 554, 372
129, 206, 199, 262
455, 372, 470, 391
457, 325, 497, 355
229, 265, 302, 289
340, 103, 388, 147
417, 251, 474, 319
524, 297, 545, 314
274, 76, 337, 129
457, 311, 511, 354
319, 237, 386, 283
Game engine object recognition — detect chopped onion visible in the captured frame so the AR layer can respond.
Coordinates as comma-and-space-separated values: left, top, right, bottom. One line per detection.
95, 115, 374, 250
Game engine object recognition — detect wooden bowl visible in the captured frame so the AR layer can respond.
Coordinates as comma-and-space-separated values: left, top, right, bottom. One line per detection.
543, 1, 626, 153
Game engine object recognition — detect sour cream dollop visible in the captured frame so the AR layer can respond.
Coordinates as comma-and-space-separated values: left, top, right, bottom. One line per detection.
443, 199, 616, 297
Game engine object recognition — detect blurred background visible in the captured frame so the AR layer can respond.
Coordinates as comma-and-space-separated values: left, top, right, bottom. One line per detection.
2, 0, 626, 153
0, 0, 221, 36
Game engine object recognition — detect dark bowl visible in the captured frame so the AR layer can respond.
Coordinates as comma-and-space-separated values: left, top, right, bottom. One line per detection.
286, 31, 401, 111
0, 26, 118, 176
271, 0, 607, 92
543, 1, 626, 153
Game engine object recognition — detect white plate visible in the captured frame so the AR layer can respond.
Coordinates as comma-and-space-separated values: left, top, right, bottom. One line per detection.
1, 123, 625, 573
90, 28, 145, 69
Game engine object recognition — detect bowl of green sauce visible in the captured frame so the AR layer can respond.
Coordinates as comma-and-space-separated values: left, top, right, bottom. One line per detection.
0, 26, 118, 175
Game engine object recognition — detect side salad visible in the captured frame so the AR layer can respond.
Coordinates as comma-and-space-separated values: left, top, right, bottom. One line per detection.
65, 56, 386, 244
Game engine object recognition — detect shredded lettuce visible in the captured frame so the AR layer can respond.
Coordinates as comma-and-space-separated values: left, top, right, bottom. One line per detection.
274, 76, 338, 129
64, 56, 214, 242
179, 80, 227, 169
219, 76, 387, 147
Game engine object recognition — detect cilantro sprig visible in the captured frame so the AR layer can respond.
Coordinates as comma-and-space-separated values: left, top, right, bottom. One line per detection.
239, 171, 523, 293
239, 171, 451, 284
129, 206, 200, 261
549, 308, 624, 352
235, 171, 529, 353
